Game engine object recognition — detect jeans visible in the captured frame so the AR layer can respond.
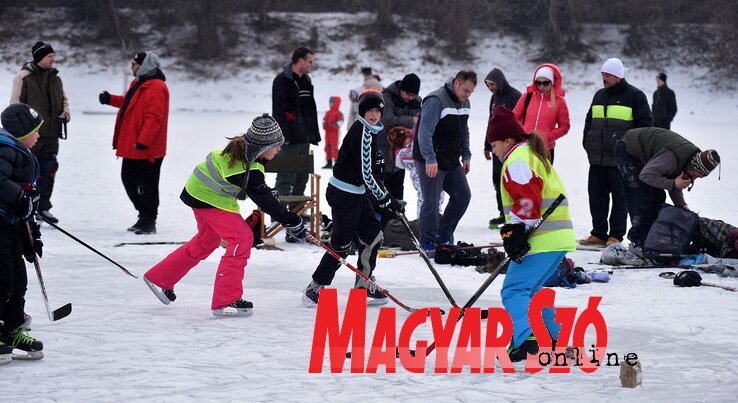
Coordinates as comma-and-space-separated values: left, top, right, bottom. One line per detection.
416, 162, 471, 244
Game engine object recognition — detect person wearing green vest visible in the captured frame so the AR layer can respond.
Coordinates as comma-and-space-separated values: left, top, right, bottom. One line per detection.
615, 127, 720, 253
487, 106, 575, 362
143, 114, 305, 317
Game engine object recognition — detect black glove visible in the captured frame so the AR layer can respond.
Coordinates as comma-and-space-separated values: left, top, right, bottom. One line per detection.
500, 222, 530, 264
284, 216, 307, 243
16, 188, 40, 220
674, 270, 702, 287
377, 195, 405, 215
22, 222, 43, 263
135, 142, 148, 150
99, 91, 111, 105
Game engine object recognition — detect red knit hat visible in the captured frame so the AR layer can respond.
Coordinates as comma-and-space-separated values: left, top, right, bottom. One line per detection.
487, 105, 525, 143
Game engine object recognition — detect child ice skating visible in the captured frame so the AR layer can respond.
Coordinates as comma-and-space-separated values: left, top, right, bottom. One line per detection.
143, 114, 306, 316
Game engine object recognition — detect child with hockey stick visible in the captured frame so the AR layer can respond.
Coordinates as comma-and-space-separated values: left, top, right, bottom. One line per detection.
0, 103, 45, 362
486, 106, 575, 361
143, 114, 306, 317
302, 89, 405, 307
322, 96, 344, 169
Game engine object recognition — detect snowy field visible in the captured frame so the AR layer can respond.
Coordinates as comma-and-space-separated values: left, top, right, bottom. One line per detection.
2, 35, 738, 401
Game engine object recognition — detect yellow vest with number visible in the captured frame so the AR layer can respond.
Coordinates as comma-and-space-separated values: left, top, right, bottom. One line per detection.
184, 150, 264, 213
500, 144, 575, 253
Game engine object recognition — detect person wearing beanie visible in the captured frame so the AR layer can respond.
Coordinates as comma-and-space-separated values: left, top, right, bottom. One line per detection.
99, 51, 169, 234
412, 70, 476, 255
483, 67, 522, 229
303, 89, 403, 308
580, 57, 652, 247
272, 47, 321, 231
321, 96, 344, 169
653, 71, 677, 129
378, 73, 422, 223
144, 113, 303, 317
0, 103, 45, 361
512, 63, 570, 164
486, 105, 575, 363
10, 41, 71, 224
615, 127, 720, 252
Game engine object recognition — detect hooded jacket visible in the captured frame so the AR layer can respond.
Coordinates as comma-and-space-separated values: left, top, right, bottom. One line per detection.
483, 68, 522, 151
272, 64, 321, 145
512, 64, 570, 150
108, 52, 169, 160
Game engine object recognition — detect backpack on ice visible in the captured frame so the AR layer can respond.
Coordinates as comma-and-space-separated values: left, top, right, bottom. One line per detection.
643, 204, 699, 262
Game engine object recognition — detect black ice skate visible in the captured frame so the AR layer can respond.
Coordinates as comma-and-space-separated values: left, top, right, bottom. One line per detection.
212, 299, 253, 317
302, 281, 324, 307
508, 336, 539, 363
4, 327, 43, 360
355, 275, 388, 306
143, 276, 176, 305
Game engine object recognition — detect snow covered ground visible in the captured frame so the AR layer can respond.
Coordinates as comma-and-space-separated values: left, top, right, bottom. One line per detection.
2, 26, 738, 402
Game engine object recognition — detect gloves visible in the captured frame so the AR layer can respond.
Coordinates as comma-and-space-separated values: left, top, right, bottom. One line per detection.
284, 216, 307, 243
134, 142, 148, 150
377, 195, 405, 215
99, 91, 111, 105
674, 270, 702, 287
22, 222, 43, 263
15, 188, 40, 220
500, 222, 530, 264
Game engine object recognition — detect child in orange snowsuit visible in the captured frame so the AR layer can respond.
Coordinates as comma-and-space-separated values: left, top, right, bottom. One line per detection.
322, 96, 344, 169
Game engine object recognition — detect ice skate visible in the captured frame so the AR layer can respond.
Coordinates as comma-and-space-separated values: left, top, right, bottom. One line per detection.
212, 299, 253, 317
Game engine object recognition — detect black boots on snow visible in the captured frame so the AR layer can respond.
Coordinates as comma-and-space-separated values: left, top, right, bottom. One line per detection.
128, 216, 156, 235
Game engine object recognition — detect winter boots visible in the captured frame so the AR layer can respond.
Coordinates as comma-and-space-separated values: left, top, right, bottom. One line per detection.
322, 160, 334, 169
128, 216, 156, 235
579, 234, 606, 246
355, 275, 388, 306
302, 280, 325, 307
38, 209, 58, 224
2, 327, 44, 360
212, 299, 254, 317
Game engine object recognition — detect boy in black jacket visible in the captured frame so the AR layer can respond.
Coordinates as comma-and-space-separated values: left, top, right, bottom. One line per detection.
302, 89, 404, 307
0, 103, 45, 363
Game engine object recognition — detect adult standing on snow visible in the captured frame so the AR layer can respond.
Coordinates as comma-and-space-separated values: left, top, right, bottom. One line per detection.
272, 46, 321, 234
379, 73, 422, 203
0, 104, 46, 362
99, 52, 169, 235
486, 105, 575, 362
413, 70, 475, 254
10, 41, 71, 224
581, 58, 652, 247
483, 68, 521, 229
512, 63, 570, 164
652, 72, 677, 130
615, 127, 719, 253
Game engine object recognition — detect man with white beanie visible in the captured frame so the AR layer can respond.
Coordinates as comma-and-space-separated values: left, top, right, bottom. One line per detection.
580, 58, 652, 247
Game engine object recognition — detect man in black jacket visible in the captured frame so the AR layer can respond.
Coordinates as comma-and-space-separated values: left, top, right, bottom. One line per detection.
482, 68, 521, 229
581, 58, 652, 247
271, 47, 320, 226
652, 72, 677, 129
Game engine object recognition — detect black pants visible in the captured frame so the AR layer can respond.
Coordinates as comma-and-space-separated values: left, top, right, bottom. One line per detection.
312, 185, 383, 285
492, 154, 504, 217
121, 157, 163, 220
614, 141, 666, 246
0, 220, 28, 334
35, 154, 58, 211
587, 164, 627, 241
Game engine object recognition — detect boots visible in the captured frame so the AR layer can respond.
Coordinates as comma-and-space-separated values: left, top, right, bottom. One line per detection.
0, 340, 11, 365
322, 160, 334, 169
134, 217, 156, 235
355, 275, 388, 306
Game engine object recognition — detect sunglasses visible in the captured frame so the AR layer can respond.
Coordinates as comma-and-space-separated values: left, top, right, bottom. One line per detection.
535, 80, 551, 87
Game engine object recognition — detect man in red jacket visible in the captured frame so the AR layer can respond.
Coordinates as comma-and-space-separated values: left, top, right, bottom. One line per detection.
99, 52, 169, 234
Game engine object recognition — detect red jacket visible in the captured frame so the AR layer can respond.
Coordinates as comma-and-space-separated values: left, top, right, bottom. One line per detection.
109, 78, 169, 160
513, 63, 570, 150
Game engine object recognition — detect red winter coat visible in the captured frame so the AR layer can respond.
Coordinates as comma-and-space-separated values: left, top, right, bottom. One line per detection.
109, 77, 169, 160
513, 63, 570, 150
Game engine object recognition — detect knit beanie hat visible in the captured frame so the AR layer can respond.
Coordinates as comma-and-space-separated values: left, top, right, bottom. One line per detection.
601, 58, 625, 78
358, 89, 384, 117
399, 73, 421, 94
133, 52, 147, 65
32, 41, 54, 64
688, 150, 720, 176
244, 113, 284, 162
535, 67, 555, 83
657, 72, 667, 82
486, 105, 525, 143
1, 103, 44, 140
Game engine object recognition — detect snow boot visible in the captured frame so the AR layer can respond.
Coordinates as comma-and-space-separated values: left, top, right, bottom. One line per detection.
578, 234, 606, 246
212, 299, 254, 317
143, 276, 176, 305
134, 217, 156, 235
322, 160, 333, 169
127, 217, 146, 232
38, 209, 58, 224
488, 216, 505, 229
4, 327, 43, 360
355, 275, 388, 306
508, 335, 538, 363
302, 280, 324, 307
0, 340, 11, 365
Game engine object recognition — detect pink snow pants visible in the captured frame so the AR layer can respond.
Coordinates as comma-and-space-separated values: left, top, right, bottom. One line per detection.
144, 208, 253, 309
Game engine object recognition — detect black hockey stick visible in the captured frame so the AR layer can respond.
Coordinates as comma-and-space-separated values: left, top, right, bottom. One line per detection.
395, 212, 461, 309
305, 233, 444, 315
25, 222, 72, 321
425, 193, 566, 356
36, 213, 138, 278
114, 241, 186, 247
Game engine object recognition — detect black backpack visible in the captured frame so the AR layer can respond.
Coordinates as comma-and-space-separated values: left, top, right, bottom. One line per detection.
643, 205, 700, 262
